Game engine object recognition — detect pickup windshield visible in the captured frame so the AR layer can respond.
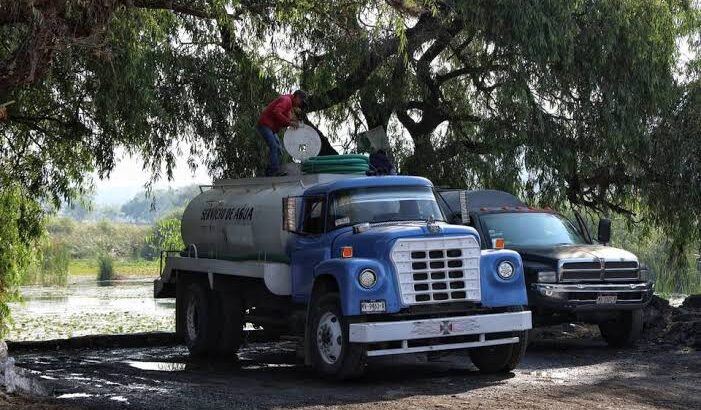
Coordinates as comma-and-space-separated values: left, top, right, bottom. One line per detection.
481, 212, 587, 247
329, 186, 444, 228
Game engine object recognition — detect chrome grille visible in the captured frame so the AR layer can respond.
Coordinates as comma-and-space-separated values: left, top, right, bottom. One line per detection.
560, 260, 639, 282
391, 236, 481, 305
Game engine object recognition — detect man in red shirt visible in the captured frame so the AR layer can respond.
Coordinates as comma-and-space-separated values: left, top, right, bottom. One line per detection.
256, 90, 308, 176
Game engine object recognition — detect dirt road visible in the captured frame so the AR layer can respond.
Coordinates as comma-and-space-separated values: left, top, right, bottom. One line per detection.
8, 331, 700, 410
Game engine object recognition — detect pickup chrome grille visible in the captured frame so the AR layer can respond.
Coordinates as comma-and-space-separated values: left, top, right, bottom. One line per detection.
391, 237, 481, 305
560, 260, 639, 282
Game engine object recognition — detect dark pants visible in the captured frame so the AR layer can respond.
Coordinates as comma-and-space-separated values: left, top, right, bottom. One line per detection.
256, 125, 281, 176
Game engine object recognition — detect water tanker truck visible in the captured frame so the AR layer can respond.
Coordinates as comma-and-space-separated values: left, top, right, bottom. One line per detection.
154, 172, 532, 379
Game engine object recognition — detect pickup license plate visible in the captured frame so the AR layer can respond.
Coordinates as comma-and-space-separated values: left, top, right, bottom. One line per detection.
360, 300, 386, 313
596, 295, 617, 304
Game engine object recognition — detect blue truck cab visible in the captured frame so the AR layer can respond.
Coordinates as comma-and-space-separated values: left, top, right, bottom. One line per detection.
284, 176, 531, 378
155, 175, 532, 380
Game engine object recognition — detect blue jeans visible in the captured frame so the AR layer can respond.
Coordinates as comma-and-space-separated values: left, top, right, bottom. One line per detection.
256, 125, 281, 176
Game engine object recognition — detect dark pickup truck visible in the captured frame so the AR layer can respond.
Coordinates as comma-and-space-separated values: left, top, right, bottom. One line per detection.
438, 190, 654, 347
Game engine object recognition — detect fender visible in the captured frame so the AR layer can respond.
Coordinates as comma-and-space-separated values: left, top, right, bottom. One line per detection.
302, 257, 399, 366
480, 249, 528, 307
312, 258, 401, 316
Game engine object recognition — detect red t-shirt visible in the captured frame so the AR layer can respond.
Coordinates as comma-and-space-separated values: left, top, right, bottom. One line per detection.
257, 94, 293, 133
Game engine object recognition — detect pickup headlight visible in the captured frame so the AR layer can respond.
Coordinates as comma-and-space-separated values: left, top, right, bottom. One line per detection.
537, 271, 557, 283
358, 269, 377, 289
639, 266, 650, 282
497, 261, 515, 279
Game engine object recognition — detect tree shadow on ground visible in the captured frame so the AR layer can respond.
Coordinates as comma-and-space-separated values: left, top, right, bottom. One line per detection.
13, 338, 699, 410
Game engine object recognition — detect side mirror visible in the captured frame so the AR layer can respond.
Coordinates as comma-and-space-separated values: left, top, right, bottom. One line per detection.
282, 197, 299, 232
597, 218, 611, 244
459, 190, 470, 225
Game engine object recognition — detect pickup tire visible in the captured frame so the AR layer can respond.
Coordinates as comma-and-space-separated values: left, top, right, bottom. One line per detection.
469, 307, 529, 374
308, 293, 366, 380
599, 309, 643, 348
183, 282, 220, 357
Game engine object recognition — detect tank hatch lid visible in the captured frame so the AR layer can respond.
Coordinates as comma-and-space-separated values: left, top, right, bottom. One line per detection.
283, 125, 321, 161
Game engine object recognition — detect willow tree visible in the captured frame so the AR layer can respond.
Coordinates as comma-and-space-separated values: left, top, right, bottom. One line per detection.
0, 0, 700, 330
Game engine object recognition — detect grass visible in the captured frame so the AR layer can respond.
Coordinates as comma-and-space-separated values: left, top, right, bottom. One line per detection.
68, 258, 160, 279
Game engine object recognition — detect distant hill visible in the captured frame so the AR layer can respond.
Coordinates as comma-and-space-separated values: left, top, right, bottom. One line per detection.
60, 184, 200, 223
120, 185, 200, 223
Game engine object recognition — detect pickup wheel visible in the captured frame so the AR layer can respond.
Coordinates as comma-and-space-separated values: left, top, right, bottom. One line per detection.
599, 309, 643, 348
309, 293, 366, 380
469, 307, 529, 374
184, 282, 220, 357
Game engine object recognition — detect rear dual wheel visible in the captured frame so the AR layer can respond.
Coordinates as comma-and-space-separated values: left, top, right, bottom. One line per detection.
183, 282, 243, 358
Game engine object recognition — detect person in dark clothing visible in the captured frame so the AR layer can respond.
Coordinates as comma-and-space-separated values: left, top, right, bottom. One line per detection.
256, 90, 308, 176
368, 149, 396, 175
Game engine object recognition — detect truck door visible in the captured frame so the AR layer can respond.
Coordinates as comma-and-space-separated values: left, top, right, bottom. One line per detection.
289, 196, 330, 303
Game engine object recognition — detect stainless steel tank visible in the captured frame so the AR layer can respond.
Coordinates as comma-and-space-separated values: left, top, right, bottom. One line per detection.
180, 174, 352, 261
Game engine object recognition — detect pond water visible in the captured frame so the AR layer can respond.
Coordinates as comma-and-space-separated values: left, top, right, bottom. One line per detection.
7, 279, 175, 342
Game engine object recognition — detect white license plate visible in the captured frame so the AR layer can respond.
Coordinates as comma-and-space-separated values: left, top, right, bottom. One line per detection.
360, 300, 386, 313
596, 295, 617, 304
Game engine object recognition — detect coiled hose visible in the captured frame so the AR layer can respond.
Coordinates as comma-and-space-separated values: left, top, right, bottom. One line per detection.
302, 154, 369, 174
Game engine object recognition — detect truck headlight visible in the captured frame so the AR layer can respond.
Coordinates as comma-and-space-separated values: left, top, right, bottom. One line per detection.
358, 269, 377, 289
497, 261, 515, 279
537, 271, 557, 283
639, 266, 650, 282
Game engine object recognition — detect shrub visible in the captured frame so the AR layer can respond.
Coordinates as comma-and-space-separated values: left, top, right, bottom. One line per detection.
22, 239, 69, 286
48, 219, 152, 260
146, 210, 185, 257
0, 186, 43, 338
46, 216, 75, 235
97, 254, 115, 281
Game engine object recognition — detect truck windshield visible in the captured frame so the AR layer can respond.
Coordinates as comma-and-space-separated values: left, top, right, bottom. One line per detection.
329, 186, 444, 228
481, 212, 587, 247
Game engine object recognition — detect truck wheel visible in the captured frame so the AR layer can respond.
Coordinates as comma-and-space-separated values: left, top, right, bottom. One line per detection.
309, 293, 366, 380
184, 282, 220, 357
599, 309, 643, 348
470, 307, 529, 374
214, 293, 244, 357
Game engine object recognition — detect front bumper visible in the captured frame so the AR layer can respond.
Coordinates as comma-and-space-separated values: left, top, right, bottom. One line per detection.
348, 311, 532, 357
531, 282, 654, 311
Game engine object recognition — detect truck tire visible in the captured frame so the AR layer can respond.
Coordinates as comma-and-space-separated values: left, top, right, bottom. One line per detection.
214, 292, 244, 357
469, 307, 529, 374
308, 293, 366, 380
184, 282, 220, 357
599, 309, 643, 348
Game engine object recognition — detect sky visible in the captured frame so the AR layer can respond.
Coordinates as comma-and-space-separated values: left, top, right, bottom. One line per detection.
93, 149, 211, 206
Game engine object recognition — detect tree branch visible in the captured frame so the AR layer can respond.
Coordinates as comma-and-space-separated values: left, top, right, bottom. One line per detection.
306, 14, 442, 112
436, 64, 505, 83
128, 0, 213, 19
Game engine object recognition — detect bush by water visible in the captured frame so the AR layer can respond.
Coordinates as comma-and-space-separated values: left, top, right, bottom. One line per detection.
97, 254, 115, 281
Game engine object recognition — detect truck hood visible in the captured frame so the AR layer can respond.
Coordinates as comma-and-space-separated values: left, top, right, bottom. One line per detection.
332, 222, 479, 259
513, 244, 638, 268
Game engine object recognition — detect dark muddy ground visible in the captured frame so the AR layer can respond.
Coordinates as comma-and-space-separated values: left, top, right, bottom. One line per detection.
7, 331, 701, 410
4, 282, 699, 409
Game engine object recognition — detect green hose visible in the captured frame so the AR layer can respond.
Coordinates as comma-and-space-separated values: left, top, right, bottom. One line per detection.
302, 155, 370, 174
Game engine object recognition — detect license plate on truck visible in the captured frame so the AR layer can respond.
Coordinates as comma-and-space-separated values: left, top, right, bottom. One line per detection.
596, 295, 617, 304
360, 300, 386, 313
